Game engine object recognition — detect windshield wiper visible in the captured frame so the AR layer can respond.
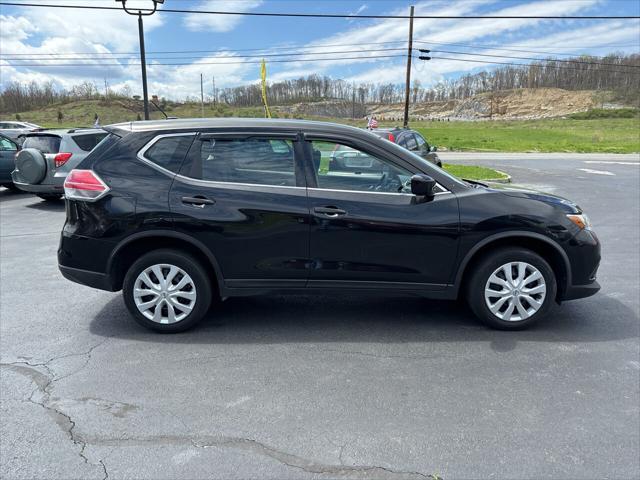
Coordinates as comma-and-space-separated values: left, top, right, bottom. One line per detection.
462, 178, 489, 188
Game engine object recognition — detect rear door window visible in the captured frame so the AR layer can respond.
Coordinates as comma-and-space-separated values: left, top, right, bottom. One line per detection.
194, 137, 296, 186
142, 134, 195, 173
72, 132, 108, 152
22, 135, 61, 153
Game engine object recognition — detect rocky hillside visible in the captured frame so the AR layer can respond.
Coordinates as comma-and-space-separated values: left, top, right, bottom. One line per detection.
276, 88, 627, 121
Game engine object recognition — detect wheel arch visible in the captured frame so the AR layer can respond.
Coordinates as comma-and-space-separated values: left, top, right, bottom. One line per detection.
454, 231, 571, 301
107, 230, 224, 293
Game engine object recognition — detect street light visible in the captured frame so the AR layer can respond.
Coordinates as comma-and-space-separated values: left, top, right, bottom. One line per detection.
115, 0, 164, 120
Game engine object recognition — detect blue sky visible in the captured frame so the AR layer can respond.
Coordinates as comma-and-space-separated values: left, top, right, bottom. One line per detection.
1, 0, 639, 99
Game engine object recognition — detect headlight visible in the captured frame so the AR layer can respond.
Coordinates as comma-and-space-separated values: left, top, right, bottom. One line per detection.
567, 213, 592, 230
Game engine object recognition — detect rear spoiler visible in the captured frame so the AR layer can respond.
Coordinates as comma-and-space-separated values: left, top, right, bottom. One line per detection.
102, 123, 131, 138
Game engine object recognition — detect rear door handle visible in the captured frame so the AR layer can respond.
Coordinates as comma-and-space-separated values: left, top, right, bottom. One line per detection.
313, 206, 347, 217
181, 196, 215, 207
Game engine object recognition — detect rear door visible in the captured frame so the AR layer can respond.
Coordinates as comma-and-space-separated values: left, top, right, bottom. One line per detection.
169, 132, 310, 289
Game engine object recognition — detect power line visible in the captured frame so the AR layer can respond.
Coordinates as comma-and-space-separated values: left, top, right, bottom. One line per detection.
415, 40, 640, 58
0, 2, 638, 19
427, 49, 640, 68
0, 41, 409, 57
426, 56, 640, 74
0, 48, 409, 62
0, 54, 408, 67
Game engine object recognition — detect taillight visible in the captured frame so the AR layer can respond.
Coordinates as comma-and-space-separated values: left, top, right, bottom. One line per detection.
54, 152, 73, 168
388, 133, 396, 143
63, 169, 110, 201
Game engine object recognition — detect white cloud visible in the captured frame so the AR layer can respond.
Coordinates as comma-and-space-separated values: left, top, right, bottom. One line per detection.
183, 0, 262, 33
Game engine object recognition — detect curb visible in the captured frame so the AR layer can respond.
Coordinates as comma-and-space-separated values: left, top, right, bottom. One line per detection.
483, 170, 511, 183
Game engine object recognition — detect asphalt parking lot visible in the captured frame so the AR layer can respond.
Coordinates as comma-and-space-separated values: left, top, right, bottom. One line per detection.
1, 153, 639, 480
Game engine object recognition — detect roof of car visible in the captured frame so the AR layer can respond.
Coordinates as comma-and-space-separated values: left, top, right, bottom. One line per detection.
21, 128, 105, 136
107, 118, 375, 137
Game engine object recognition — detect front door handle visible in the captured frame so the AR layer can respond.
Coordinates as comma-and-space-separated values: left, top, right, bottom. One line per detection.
313, 206, 347, 217
181, 196, 215, 207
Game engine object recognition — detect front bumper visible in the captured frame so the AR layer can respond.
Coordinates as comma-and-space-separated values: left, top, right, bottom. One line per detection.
562, 279, 601, 301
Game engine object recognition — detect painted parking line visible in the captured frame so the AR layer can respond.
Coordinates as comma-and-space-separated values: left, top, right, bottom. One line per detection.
578, 168, 615, 176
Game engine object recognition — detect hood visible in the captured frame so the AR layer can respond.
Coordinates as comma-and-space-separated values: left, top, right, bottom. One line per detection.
485, 182, 582, 214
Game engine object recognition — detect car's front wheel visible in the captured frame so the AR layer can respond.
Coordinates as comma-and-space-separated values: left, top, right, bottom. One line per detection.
123, 249, 212, 333
466, 247, 557, 330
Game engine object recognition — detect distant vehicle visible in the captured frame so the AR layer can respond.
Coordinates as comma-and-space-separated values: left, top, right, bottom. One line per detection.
12, 128, 108, 201
370, 128, 442, 167
0, 121, 42, 141
0, 133, 20, 191
328, 127, 441, 175
57, 118, 600, 333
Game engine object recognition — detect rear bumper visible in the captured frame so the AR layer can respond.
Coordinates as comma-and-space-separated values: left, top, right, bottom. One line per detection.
12, 179, 64, 193
59, 265, 117, 292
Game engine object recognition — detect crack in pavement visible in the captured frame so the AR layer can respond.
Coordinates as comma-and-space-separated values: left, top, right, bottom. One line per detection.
1, 339, 111, 479
75, 434, 435, 479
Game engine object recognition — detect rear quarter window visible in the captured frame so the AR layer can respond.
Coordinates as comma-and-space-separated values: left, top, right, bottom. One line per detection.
142, 135, 195, 173
72, 132, 108, 152
22, 135, 62, 153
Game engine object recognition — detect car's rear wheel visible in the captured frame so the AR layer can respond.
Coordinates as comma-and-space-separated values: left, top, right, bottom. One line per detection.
466, 247, 556, 330
37, 193, 63, 201
123, 249, 212, 333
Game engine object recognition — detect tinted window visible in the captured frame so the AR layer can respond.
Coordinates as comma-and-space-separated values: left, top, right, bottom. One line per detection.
0, 137, 17, 151
22, 135, 61, 153
144, 135, 195, 173
312, 140, 412, 194
404, 134, 419, 151
197, 137, 295, 186
72, 132, 108, 152
415, 133, 430, 153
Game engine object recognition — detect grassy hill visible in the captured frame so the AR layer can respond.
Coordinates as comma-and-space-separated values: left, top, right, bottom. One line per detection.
4, 98, 639, 153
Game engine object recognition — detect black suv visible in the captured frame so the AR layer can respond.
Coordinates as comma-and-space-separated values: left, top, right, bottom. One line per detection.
58, 119, 600, 333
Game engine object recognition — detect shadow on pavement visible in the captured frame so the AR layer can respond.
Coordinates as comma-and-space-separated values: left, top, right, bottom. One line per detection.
90, 293, 639, 352
24, 199, 65, 211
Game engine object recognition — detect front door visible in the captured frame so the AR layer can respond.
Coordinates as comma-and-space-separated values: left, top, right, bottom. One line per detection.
304, 137, 459, 290
169, 132, 310, 289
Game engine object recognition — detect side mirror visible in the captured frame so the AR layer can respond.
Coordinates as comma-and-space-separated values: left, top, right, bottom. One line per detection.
431, 145, 438, 152
411, 174, 436, 198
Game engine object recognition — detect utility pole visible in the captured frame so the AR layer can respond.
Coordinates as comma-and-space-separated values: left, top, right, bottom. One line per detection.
352, 82, 356, 119
402, 5, 415, 129
138, 14, 150, 120
212, 76, 216, 105
116, 0, 163, 120
200, 74, 205, 117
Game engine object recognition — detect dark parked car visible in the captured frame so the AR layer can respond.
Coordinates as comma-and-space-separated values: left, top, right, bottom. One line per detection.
370, 128, 441, 167
58, 118, 600, 333
0, 133, 20, 190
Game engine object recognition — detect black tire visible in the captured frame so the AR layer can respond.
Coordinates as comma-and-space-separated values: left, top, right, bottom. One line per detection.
466, 247, 557, 330
36, 193, 63, 201
2, 183, 20, 192
123, 249, 213, 333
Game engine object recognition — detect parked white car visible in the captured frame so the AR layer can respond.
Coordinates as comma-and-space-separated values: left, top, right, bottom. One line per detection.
0, 120, 42, 141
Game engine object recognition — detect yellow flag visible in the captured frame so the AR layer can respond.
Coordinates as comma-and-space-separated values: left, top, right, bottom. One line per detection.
260, 59, 272, 118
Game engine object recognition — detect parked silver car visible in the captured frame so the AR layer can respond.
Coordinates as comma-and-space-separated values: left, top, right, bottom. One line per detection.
0, 120, 42, 141
12, 128, 107, 201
